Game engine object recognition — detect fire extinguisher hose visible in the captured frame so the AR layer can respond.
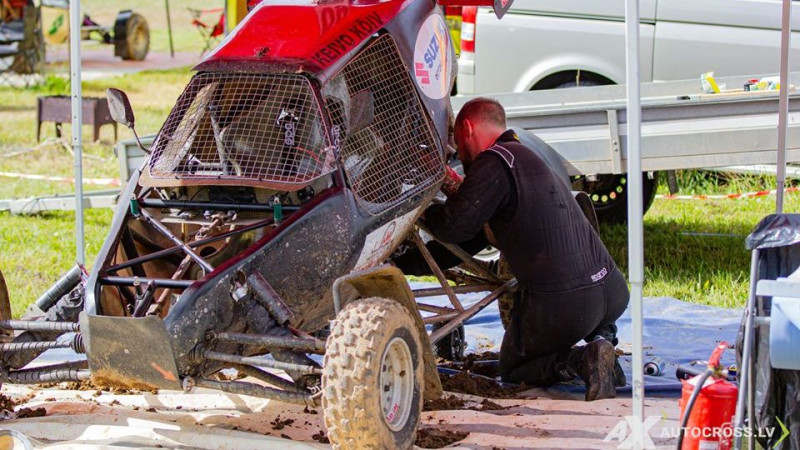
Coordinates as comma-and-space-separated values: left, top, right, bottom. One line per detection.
677, 368, 715, 449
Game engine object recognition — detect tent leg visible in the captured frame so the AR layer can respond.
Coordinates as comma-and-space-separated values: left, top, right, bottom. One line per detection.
69, 0, 84, 265
733, 249, 759, 449
624, 0, 645, 437
776, 0, 792, 213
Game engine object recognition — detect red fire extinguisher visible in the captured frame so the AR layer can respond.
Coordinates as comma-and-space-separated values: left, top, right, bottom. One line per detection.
678, 342, 738, 450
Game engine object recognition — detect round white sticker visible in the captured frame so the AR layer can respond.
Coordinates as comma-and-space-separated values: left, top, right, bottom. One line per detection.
413, 14, 451, 100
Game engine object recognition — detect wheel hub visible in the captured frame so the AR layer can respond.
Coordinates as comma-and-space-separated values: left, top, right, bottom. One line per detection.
380, 336, 414, 432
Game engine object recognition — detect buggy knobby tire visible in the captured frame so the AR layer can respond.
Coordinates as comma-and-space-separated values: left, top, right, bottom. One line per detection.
432, 323, 466, 362
322, 297, 423, 450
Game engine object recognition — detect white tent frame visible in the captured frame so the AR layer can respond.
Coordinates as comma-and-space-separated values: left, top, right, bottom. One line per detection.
63, 0, 792, 443
623, 0, 792, 444
69, 0, 84, 265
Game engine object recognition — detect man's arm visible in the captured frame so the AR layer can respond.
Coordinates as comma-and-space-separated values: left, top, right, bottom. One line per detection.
425, 154, 513, 244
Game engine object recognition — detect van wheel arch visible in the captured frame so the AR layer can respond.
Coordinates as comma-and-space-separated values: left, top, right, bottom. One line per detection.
531, 70, 615, 91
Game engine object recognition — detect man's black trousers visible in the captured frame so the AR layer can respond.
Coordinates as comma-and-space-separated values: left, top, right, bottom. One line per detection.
498, 267, 630, 385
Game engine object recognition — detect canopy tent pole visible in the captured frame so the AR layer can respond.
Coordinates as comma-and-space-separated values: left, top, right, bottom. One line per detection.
69, 0, 84, 265
776, 0, 792, 213
624, 0, 645, 436
734, 1, 793, 447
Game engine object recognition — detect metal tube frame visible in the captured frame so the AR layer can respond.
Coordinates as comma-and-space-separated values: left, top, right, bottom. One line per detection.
204, 350, 323, 375
106, 217, 274, 274
188, 377, 316, 406
410, 230, 464, 310
413, 284, 497, 298
137, 208, 214, 273
69, 0, 84, 264
212, 331, 326, 354
0, 320, 79, 332
428, 279, 517, 344
99, 277, 194, 289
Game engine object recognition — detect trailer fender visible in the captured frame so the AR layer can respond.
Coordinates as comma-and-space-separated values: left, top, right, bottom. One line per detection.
332, 265, 444, 400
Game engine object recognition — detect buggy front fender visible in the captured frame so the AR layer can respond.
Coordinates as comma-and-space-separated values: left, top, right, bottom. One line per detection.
332, 265, 444, 401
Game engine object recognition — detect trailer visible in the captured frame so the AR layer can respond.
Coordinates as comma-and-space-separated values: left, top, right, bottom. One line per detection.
453, 72, 800, 222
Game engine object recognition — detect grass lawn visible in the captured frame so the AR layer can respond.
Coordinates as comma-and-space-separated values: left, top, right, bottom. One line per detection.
0, 57, 798, 316
0, 68, 192, 316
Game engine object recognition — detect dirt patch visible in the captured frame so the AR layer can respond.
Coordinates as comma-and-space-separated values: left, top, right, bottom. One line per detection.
424, 395, 506, 412
472, 399, 504, 411
415, 428, 469, 448
16, 407, 46, 418
63, 379, 158, 395
270, 416, 295, 430
0, 393, 19, 411
424, 395, 467, 411
439, 372, 522, 399
459, 351, 500, 377
311, 430, 330, 444
91, 369, 163, 393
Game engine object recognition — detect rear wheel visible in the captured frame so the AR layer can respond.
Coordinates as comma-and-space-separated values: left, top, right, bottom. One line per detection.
322, 297, 423, 449
572, 172, 659, 224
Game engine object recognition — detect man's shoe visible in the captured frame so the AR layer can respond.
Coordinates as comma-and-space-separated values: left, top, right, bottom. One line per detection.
613, 355, 627, 387
568, 339, 617, 401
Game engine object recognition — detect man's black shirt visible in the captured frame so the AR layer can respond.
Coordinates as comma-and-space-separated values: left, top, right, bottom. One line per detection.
426, 130, 615, 293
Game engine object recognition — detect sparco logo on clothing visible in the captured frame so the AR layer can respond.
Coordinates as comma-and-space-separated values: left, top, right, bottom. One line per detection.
591, 267, 608, 282
413, 14, 450, 99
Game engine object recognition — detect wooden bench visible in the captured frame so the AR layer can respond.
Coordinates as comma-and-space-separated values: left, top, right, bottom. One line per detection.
37, 95, 117, 142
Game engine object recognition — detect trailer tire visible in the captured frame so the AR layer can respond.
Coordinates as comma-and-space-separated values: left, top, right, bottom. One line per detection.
118, 13, 149, 61
573, 172, 659, 224
322, 297, 423, 449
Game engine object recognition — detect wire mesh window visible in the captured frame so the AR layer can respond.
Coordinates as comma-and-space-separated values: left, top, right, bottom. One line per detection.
149, 73, 334, 187
325, 34, 444, 214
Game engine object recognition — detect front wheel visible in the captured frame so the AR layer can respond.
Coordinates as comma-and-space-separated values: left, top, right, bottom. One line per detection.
322, 297, 423, 449
573, 172, 659, 224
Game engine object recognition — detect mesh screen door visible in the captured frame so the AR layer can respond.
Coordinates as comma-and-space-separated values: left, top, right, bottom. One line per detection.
148, 73, 333, 188
326, 34, 444, 215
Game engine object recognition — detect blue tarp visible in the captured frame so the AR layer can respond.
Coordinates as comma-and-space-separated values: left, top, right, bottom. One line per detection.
414, 282, 742, 397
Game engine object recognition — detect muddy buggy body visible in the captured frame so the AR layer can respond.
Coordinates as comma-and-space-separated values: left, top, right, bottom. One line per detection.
0, 0, 598, 447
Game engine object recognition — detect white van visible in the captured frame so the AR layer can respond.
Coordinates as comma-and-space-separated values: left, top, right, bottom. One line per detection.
457, 0, 800, 95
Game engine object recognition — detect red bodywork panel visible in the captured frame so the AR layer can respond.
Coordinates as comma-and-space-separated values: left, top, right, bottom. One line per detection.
201, 0, 414, 73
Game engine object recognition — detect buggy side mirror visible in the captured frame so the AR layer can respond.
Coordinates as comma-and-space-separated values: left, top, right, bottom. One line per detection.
348, 90, 375, 135
107, 88, 150, 154
107, 88, 135, 129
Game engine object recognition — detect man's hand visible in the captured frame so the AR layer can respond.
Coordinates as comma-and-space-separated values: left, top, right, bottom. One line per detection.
441, 165, 463, 197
